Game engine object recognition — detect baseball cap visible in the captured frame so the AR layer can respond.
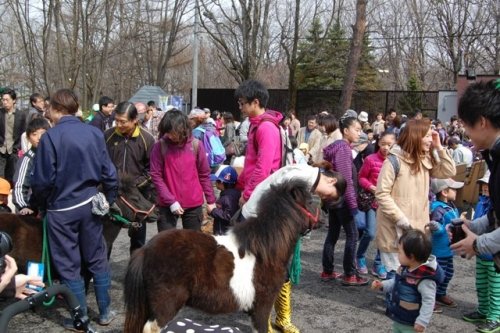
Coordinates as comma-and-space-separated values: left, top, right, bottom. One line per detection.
188, 108, 206, 119
0, 178, 10, 195
358, 111, 368, 122
210, 165, 238, 184
430, 178, 464, 194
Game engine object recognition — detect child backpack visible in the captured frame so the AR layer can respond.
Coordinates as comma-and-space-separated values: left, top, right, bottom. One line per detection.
195, 127, 226, 167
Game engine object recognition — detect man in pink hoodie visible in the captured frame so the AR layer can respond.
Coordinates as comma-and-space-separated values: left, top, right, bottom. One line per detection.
235, 80, 301, 333
235, 80, 282, 205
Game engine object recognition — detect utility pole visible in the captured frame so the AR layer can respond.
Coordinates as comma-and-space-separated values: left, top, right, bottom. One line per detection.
191, 0, 200, 109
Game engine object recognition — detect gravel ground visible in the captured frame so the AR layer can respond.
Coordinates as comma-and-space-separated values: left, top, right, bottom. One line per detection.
1, 222, 479, 333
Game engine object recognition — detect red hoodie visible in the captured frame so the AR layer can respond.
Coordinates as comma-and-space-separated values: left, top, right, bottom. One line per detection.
237, 110, 283, 200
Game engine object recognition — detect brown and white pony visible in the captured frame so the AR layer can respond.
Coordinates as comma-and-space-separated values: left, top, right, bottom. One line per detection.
124, 179, 318, 333
0, 174, 157, 274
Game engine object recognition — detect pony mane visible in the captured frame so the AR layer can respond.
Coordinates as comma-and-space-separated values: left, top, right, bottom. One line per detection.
232, 179, 312, 265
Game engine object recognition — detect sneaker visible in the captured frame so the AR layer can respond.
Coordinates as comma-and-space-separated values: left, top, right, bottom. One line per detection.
436, 295, 458, 307
371, 265, 388, 280
356, 258, 368, 275
463, 311, 487, 323
341, 274, 369, 286
98, 310, 117, 326
320, 271, 343, 281
477, 320, 500, 333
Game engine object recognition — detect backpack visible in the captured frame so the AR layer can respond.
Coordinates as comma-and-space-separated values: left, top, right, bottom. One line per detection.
387, 154, 400, 178
252, 119, 294, 168
195, 127, 226, 167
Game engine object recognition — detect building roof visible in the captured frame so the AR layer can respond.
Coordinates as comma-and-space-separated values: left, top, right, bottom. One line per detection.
128, 85, 168, 106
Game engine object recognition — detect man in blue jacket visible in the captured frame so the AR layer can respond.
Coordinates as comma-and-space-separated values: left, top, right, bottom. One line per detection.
31, 89, 119, 330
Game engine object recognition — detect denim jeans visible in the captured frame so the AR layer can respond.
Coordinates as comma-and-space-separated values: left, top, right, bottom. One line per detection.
356, 209, 376, 260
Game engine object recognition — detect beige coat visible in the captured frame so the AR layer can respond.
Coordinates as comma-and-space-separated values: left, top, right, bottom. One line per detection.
310, 129, 342, 163
375, 148, 456, 253
297, 127, 322, 155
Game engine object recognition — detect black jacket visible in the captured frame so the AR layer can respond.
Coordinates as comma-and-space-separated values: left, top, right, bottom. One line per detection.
0, 108, 27, 153
483, 137, 500, 228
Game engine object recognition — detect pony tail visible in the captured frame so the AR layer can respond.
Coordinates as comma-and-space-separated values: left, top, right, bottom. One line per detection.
124, 249, 148, 333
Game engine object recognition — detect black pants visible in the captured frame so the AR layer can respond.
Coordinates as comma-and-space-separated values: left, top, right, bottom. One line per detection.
0, 152, 18, 185
322, 206, 358, 276
157, 206, 203, 232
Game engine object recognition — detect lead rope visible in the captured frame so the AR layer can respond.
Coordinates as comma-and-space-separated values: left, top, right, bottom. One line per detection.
42, 216, 56, 306
289, 237, 302, 285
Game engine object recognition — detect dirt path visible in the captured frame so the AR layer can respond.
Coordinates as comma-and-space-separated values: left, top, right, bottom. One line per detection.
2, 223, 479, 332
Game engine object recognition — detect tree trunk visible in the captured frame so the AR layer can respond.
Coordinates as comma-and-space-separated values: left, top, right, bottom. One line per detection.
339, 0, 367, 112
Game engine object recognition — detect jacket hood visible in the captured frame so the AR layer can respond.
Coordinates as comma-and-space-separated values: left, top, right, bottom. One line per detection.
249, 109, 283, 126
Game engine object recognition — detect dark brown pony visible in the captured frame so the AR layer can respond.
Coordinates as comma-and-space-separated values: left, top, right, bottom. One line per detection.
124, 180, 318, 333
0, 175, 157, 274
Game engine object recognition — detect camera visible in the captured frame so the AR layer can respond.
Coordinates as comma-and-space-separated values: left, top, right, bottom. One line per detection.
449, 219, 466, 244
0, 231, 13, 275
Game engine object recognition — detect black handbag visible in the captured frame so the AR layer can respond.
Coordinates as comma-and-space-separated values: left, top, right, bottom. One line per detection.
357, 189, 375, 212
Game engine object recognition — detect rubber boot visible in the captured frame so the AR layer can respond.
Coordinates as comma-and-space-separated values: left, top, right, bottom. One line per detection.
63, 278, 87, 316
93, 271, 115, 325
273, 280, 300, 333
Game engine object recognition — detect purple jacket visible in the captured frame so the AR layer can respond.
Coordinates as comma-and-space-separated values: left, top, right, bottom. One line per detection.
323, 139, 358, 211
150, 136, 216, 209
237, 110, 283, 200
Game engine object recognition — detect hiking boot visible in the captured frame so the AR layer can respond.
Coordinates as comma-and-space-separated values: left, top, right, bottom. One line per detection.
341, 275, 369, 286
320, 271, 342, 282
371, 265, 388, 280
477, 320, 500, 333
356, 258, 368, 275
436, 295, 458, 307
98, 310, 117, 326
463, 311, 487, 323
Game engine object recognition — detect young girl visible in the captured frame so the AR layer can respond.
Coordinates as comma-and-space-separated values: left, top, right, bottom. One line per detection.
150, 110, 216, 231
375, 119, 455, 278
321, 116, 368, 286
356, 131, 396, 279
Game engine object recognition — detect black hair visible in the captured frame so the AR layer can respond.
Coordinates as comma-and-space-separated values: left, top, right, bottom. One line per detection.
234, 80, 269, 108
399, 229, 432, 263
318, 113, 338, 134
306, 114, 317, 122
26, 117, 50, 136
289, 136, 298, 149
458, 80, 500, 128
158, 109, 191, 144
115, 101, 138, 120
147, 100, 156, 107
217, 180, 236, 189
2, 88, 16, 101
374, 130, 396, 152
313, 161, 347, 199
339, 116, 359, 135
30, 93, 43, 106
222, 112, 234, 123
98, 96, 114, 111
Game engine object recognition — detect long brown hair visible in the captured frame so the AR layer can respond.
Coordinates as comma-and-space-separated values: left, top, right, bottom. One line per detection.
397, 118, 431, 174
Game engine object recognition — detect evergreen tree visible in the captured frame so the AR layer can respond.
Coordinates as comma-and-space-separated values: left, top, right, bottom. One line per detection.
355, 33, 381, 90
398, 74, 423, 114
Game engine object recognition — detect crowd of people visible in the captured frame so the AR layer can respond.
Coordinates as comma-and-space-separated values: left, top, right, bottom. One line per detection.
0, 78, 498, 333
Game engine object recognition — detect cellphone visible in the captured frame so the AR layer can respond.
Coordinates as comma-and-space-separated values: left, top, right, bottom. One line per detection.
26, 261, 44, 292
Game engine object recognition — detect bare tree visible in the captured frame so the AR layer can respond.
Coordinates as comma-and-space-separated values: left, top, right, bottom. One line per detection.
339, 0, 367, 111
199, 0, 272, 83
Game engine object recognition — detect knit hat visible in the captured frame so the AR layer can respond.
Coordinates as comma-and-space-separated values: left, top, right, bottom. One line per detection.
210, 165, 238, 184
0, 178, 10, 195
352, 132, 369, 147
188, 108, 206, 119
431, 178, 464, 194
343, 109, 358, 119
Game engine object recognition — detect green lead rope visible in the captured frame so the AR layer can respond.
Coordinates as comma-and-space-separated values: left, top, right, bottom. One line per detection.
289, 237, 302, 285
42, 216, 55, 306
110, 213, 131, 226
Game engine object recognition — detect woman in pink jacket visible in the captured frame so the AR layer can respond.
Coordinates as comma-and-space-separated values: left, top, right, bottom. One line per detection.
356, 131, 396, 279
150, 110, 216, 231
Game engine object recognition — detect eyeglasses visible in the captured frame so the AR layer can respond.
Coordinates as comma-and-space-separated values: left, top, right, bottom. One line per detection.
237, 100, 247, 108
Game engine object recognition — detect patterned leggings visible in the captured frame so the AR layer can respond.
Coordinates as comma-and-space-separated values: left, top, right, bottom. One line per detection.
436, 256, 454, 297
476, 257, 500, 321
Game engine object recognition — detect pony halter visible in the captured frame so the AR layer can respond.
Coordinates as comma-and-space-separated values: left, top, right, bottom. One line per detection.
118, 195, 156, 228
295, 204, 319, 234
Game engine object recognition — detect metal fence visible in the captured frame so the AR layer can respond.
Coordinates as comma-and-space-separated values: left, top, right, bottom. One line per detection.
196, 89, 439, 123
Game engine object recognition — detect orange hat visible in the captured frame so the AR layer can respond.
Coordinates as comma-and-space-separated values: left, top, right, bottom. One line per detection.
0, 178, 10, 195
